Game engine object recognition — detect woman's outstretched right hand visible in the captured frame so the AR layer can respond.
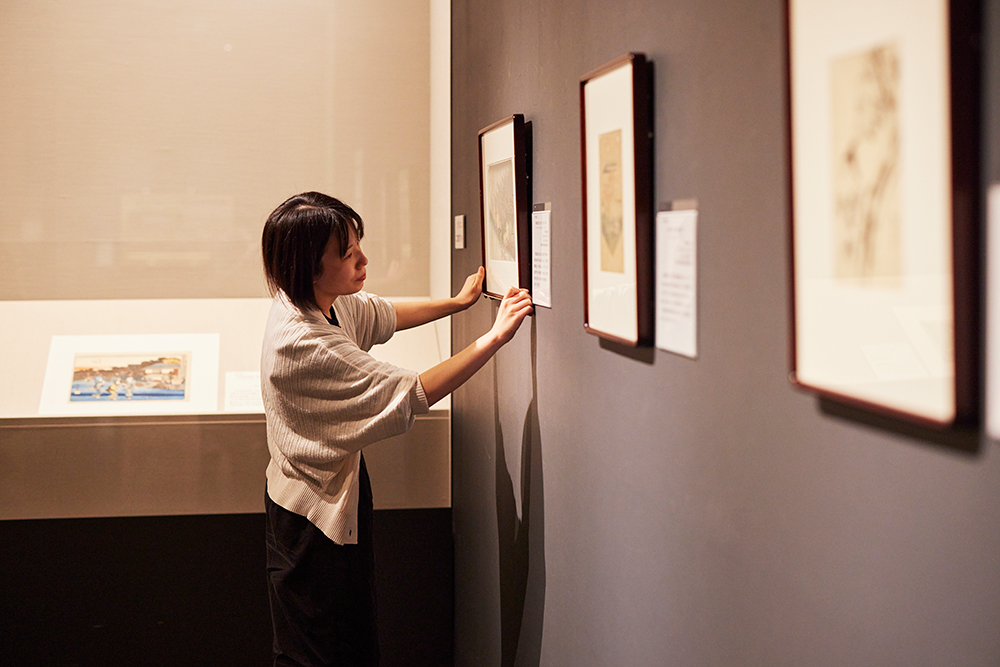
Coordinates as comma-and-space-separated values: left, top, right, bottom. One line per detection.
491, 286, 533, 345
418, 286, 533, 407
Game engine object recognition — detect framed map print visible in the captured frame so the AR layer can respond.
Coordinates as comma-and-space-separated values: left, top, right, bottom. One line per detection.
479, 114, 531, 300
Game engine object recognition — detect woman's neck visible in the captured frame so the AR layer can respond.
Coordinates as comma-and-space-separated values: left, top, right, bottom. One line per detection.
313, 290, 336, 315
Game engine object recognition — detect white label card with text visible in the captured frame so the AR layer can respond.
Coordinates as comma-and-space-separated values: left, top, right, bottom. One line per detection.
656, 209, 698, 358
531, 209, 552, 308
225, 371, 264, 412
454, 215, 466, 250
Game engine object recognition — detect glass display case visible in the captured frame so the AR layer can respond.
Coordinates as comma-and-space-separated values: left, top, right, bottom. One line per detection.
0, 1, 451, 518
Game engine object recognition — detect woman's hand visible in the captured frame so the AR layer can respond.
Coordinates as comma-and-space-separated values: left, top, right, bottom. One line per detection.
489, 286, 533, 345
394, 267, 485, 330
455, 267, 485, 310
418, 284, 533, 407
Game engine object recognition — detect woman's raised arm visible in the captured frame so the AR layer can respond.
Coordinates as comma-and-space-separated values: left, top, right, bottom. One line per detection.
393, 267, 485, 331
418, 286, 532, 406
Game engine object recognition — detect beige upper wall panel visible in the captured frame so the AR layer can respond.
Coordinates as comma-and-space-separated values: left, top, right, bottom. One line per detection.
0, 1, 430, 300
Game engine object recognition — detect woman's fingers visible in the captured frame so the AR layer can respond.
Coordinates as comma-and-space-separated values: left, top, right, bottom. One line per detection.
456, 267, 486, 307
491, 287, 532, 343
468, 267, 485, 292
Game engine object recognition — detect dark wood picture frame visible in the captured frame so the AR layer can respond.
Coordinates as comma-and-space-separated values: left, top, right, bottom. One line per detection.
786, 0, 980, 427
479, 114, 531, 300
580, 52, 654, 347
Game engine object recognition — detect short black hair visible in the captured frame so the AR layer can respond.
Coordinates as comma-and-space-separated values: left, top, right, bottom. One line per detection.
261, 192, 365, 310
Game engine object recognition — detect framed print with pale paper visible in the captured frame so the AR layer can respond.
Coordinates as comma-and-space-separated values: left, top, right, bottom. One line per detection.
479, 114, 530, 299
38, 333, 220, 416
581, 53, 654, 346
787, 0, 980, 426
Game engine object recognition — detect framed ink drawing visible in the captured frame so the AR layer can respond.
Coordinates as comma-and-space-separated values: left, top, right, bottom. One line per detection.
479, 114, 530, 300
581, 53, 654, 346
787, 0, 980, 426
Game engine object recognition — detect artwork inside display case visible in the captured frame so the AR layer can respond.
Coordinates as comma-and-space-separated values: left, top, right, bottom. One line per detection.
479, 114, 531, 299
38, 333, 220, 416
787, 0, 980, 426
69, 352, 191, 403
580, 52, 654, 346
69, 352, 190, 403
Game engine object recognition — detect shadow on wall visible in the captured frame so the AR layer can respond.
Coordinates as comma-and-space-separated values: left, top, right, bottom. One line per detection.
818, 398, 981, 456
493, 317, 546, 667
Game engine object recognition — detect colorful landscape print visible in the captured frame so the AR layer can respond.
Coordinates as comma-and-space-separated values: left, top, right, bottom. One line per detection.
69, 352, 190, 402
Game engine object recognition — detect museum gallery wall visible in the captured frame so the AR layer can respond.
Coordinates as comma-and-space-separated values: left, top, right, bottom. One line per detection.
449, 1, 1000, 666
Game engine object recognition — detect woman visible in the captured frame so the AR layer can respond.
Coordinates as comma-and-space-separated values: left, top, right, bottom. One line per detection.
260, 191, 532, 666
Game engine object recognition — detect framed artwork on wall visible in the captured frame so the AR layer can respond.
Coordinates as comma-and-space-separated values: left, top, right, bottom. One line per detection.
787, 0, 980, 427
479, 114, 531, 300
580, 52, 654, 346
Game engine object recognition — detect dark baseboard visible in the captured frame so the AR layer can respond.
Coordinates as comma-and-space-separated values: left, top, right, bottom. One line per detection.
1, 509, 453, 667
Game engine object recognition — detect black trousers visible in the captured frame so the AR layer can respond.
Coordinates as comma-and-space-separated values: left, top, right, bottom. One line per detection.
265, 455, 379, 667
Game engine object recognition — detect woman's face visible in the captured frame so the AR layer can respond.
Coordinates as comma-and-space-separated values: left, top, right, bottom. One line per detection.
313, 226, 368, 302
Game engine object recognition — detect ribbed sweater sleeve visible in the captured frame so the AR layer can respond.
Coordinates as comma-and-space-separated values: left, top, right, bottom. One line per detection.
261, 291, 430, 544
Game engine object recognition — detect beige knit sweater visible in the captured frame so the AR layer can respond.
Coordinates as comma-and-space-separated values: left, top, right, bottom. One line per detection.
261, 290, 429, 544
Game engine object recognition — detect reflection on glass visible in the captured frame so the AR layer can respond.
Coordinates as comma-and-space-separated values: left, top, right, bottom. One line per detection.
0, 1, 431, 300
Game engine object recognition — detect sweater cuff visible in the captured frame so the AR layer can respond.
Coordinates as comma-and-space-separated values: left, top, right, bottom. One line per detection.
411, 375, 430, 414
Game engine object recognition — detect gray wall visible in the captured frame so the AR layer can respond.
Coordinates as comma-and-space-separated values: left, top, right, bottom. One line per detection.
449, 1, 1000, 665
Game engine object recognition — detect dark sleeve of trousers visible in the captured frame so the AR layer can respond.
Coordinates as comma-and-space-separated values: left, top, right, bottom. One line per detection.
265, 454, 379, 667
